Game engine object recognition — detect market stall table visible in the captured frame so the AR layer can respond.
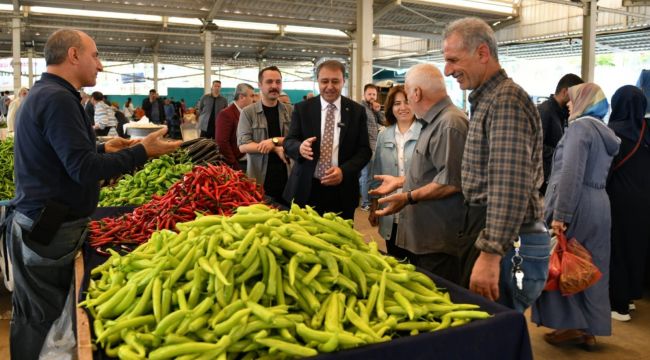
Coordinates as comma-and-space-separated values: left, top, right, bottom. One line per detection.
75, 221, 532, 360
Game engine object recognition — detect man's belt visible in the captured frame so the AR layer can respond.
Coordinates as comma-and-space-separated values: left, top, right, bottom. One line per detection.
519, 221, 548, 234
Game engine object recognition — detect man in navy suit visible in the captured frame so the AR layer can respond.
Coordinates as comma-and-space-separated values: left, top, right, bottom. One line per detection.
283, 60, 371, 219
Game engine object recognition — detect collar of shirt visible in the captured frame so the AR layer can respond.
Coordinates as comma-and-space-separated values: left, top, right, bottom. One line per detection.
468, 69, 508, 111
320, 96, 342, 111
418, 96, 453, 128
234, 103, 242, 112
395, 121, 419, 142
41, 72, 81, 101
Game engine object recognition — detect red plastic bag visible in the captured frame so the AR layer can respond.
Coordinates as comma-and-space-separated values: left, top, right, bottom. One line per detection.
543, 238, 562, 291
542, 231, 602, 296
559, 237, 602, 296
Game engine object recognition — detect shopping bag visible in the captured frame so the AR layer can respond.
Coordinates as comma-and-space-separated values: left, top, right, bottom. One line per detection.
543, 234, 563, 292
559, 237, 602, 296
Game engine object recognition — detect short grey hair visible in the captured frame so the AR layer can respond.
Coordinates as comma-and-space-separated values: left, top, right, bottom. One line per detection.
44, 29, 83, 66
405, 64, 446, 95
443, 17, 499, 62
234, 83, 254, 100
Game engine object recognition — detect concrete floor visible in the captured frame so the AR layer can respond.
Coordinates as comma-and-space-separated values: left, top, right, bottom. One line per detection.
0, 207, 647, 359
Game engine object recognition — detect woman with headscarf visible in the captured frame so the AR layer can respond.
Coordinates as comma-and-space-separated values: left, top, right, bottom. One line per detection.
531, 83, 620, 350
607, 85, 650, 322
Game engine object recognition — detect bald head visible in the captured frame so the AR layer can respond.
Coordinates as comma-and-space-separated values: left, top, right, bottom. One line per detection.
404, 64, 447, 117
44, 29, 84, 66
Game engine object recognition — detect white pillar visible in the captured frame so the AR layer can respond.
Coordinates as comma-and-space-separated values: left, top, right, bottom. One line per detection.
203, 31, 212, 94
28, 47, 34, 87
581, 0, 597, 83
350, 41, 358, 99
353, 0, 373, 101
153, 53, 159, 91
12, 17, 21, 92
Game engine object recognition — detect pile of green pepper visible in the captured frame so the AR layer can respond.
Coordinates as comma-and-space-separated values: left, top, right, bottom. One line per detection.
82, 204, 490, 359
0, 137, 14, 200
99, 151, 193, 207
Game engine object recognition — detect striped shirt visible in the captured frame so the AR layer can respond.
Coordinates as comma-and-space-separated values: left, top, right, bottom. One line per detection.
462, 69, 544, 256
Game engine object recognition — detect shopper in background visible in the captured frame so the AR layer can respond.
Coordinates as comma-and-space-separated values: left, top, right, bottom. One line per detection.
442, 17, 551, 308
91, 91, 117, 136
279, 91, 291, 105
142, 89, 165, 125
538, 73, 584, 194
370, 65, 468, 284
367, 85, 420, 260
358, 84, 384, 212
283, 60, 371, 220
238, 66, 292, 203
607, 85, 650, 322
122, 97, 135, 120
197, 80, 227, 138
6, 87, 29, 134
637, 69, 650, 115
0, 90, 9, 117
216, 82, 254, 170
532, 83, 619, 348
6, 28, 180, 360
82, 91, 94, 120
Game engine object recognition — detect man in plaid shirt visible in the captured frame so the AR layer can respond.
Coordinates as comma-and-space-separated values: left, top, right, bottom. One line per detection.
442, 17, 551, 312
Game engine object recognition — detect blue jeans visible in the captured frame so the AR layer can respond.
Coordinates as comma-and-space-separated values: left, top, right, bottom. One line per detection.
359, 163, 371, 207
498, 231, 551, 313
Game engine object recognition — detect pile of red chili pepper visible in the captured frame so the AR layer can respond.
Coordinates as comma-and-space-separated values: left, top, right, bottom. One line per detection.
88, 164, 264, 251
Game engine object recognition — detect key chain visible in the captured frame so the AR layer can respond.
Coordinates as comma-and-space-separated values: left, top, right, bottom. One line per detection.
512, 237, 524, 290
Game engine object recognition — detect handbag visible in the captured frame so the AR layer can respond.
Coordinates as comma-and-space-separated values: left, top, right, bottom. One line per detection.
543, 230, 602, 296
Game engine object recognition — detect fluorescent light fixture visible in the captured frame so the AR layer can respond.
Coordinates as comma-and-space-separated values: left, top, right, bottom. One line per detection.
0, 4, 14, 11
30, 6, 161, 22
284, 25, 347, 37
168, 17, 203, 26
407, 0, 514, 16
216, 19, 278, 32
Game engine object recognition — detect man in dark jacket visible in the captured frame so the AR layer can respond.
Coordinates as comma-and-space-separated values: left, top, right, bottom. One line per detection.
537, 73, 583, 193
283, 60, 371, 220
141, 89, 166, 124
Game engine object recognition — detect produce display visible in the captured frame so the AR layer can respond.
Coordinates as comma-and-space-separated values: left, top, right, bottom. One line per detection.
182, 138, 226, 165
82, 204, 490, 359
99, 152, 193, 207
89, 164, 264, 249
0, 137, 14, 200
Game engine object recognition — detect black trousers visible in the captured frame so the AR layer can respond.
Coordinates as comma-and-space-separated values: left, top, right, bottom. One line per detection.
407, 251, 461, 285
308, 178, 355, 220
386, 223, 411, 261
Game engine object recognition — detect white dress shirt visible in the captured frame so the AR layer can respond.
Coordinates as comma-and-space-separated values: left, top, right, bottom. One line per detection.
393, 121, 417, 224
319, 96, 342, 167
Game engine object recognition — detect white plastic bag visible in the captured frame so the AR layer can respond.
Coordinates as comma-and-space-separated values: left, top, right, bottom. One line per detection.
39, 282, 77, 360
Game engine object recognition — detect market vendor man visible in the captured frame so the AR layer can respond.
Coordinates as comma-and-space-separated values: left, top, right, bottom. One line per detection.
5, 29, 181, 360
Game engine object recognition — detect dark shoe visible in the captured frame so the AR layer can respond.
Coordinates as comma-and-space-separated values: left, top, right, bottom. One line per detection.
544, 329, 587, 346
581, 334, 597, 351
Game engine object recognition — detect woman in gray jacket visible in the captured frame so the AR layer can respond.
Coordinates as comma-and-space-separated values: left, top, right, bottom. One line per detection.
368, 85, 421, 258
532, 83, 620, 350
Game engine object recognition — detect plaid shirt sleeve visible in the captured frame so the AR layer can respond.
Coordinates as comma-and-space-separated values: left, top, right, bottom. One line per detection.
474, 87, 538, 256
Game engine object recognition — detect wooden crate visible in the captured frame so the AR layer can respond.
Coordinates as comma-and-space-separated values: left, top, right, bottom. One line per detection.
74, 253, 93, 360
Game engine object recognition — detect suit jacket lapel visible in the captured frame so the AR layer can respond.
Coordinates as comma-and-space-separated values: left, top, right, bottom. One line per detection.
311, 98, 322, 160
339, 97, 350, 143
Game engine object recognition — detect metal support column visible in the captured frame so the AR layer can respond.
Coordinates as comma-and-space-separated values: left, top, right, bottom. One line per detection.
28, 48, 34, 87
581, 0, 597, 82
153, 53, 159, 91
12, 16, 21, 92
353, 0, 373, 101
203, 31, 212, 94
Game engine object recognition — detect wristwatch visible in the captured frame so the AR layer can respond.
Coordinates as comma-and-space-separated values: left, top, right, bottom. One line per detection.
407, 191, 418, 205
272, 137, 280, 146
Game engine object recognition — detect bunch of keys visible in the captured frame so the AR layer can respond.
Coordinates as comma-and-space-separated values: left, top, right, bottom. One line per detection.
512, 237, 524, 290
